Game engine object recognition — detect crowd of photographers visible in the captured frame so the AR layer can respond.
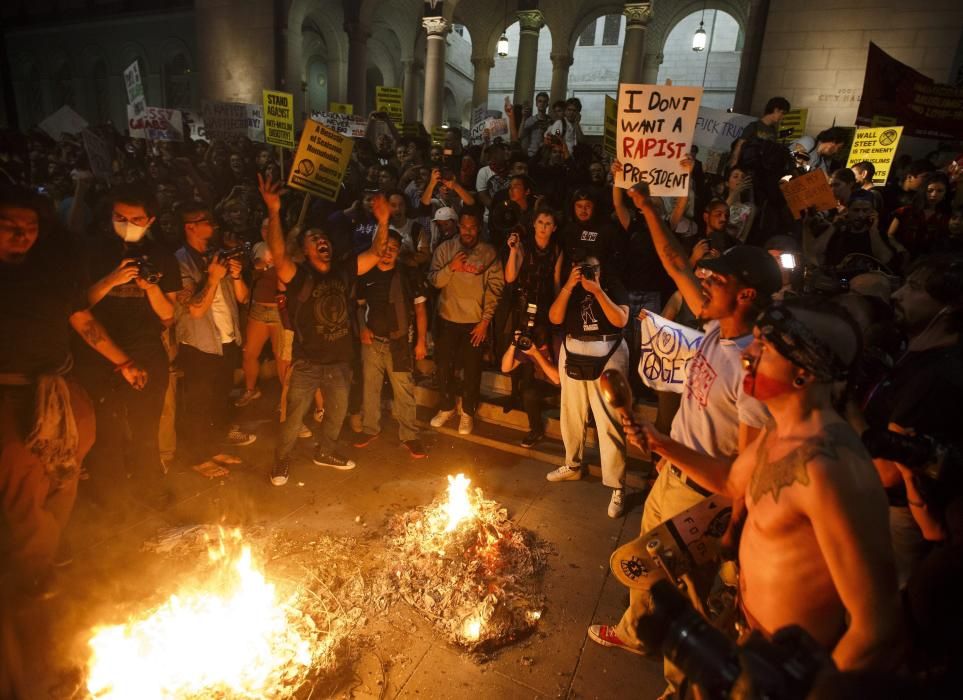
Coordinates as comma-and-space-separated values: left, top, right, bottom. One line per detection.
2, 91, 963, 696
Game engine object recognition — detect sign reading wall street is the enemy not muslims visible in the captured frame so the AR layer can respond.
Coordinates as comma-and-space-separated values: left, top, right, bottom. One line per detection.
614, 83, 702, 197
288, 119, 354, 201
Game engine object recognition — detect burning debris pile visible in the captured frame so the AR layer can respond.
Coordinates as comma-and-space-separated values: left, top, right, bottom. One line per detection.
84, 528, 382, 699
385, 474, 549, 651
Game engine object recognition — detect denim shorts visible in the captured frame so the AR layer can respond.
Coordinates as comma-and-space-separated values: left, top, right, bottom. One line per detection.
248, 301, 280, 324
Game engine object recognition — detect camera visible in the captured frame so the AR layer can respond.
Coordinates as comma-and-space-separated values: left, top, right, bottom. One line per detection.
512, 303, 538, 351
800, 265, 848, 296
490, 199, 521, 232
862, 428, 961, 486
439, 166, 456, 182
579, 263, 597, 281
638, 580, 831, 700
202, 241, 252, 265
132, 256, 163, 285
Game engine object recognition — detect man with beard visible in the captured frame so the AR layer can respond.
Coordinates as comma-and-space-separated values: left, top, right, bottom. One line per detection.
258, 174, 389, 486
75, 184, 181, 481
587, 193, 778, 656
1, 187, 146, 697
862, 254, 963, 585
621, 297, 901, 683
560, 189, 618, 273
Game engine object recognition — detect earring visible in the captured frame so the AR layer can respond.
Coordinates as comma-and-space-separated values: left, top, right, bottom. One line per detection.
793, 376, 806, 387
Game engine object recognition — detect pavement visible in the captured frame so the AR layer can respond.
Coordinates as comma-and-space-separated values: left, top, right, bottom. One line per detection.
22, 392, 670, 699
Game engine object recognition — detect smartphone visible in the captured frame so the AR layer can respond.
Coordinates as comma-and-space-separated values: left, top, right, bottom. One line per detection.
779, 253, 796, 270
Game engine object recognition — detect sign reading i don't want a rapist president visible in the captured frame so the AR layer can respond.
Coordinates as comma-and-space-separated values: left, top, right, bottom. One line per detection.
288, 119, 354, 202
614, 83, 702, 197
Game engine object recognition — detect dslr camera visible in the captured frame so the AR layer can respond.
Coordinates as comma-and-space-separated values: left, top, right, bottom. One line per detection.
862, 428, 961, 487
512, 303, 539, 351
638, 580, 831, 700
202, 241, 252, 265
579, 263, 597, 281
132, 256, 163, 285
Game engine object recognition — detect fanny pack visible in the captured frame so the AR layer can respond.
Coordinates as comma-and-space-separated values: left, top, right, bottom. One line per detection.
563, 337, 623, 381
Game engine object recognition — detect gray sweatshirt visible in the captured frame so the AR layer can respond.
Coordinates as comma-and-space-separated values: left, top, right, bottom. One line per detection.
428, 238, 504, 324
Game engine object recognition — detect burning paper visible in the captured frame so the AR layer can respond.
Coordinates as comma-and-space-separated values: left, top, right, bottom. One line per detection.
387, 473, 549, 651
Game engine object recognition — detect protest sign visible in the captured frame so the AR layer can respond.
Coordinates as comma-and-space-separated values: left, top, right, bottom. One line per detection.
288, 119, 354, 202
127, 106, 184, 141
182, 110, 206, 140
857, 43, 963, 140
202, 101, 264, 141
614, 83, 702, 196
399, 122, 426, 139
263, 90, 295, 149
693, 107, 754, 151
310, 111, 367, 138
38, 105, 88, 140
777, 109, 807, 144
81, 128, 113, 179
123, 60, 146, 117
637, 312, 705, 393
375, 87, 404, 123
329, 102, 353, 115
603, 95, 617, 158
780, 170, 837, 219
846, 126, 903, 184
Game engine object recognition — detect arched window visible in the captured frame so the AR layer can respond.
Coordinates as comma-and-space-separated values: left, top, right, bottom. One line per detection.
164, 52, 192, 109
51, 62, 74, 109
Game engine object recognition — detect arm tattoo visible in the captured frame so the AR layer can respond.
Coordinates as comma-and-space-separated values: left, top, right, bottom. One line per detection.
79, 318, 106, 347
661, 242, 687, 272
749, 423, 869, 504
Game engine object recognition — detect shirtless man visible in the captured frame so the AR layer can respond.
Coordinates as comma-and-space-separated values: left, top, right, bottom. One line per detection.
626, 297, 900, 671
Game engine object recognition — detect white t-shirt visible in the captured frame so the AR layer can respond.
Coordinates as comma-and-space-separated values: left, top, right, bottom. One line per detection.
211, 283, 236, 343
669, 321, 770, 458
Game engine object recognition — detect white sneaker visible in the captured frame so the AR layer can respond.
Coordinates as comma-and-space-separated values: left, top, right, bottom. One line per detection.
430, 409, 456, 428
608, 488, 625, 518
546, 464, 583, 482
458, 413, 474, 435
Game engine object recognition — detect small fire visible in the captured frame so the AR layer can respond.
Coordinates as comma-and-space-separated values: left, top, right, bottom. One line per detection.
86, 529, 316, 699
462, 615, 483, 642
443, 473, 475, 532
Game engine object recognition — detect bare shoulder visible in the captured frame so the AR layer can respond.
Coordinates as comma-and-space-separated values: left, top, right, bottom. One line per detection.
804, 422, 878, 492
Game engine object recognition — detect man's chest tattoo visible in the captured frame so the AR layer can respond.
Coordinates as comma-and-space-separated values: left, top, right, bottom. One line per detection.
749, 429, 840, 504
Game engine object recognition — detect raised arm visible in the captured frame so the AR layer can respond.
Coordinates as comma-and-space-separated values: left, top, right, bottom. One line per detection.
258, 172, 297, 284
611, 160, 633, 231
357, 194, 390, 275
636, 193, 706, 317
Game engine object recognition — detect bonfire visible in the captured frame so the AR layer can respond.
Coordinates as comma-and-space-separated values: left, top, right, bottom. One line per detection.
386, 474, 549, 651
85, 529, 325, 699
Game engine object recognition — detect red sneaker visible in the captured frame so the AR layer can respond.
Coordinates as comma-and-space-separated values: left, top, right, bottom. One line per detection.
587, 625, 647, 656
352, 432, 379, 448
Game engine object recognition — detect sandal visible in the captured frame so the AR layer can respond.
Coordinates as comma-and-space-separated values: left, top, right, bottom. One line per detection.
192, 461, 230, 479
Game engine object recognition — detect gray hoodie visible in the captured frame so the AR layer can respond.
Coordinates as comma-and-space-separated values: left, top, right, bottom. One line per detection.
428, 237, 504, 324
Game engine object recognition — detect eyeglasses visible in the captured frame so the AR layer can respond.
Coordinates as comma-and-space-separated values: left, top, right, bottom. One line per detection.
112, 213, 150, 227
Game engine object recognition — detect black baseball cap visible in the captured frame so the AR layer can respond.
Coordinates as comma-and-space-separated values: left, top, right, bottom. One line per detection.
698, 245, 783, 298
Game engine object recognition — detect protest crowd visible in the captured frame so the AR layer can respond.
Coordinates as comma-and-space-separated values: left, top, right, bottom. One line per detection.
3, 73, 963, 697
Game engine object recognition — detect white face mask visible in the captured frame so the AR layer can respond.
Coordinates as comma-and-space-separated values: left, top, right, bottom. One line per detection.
113, 220, 149, 243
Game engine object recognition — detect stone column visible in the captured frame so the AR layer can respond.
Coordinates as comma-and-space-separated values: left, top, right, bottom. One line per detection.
345, 21, 369, 113
618, 2, 654, 85
549, 53, 573, 103
733, 0, 771, 114
195, 0, 275, 102
512, 9, 545, 106
402, 59, 421, 121
641, 52, 663, 85
422, 16, 449, 130
471, 56, 494, 110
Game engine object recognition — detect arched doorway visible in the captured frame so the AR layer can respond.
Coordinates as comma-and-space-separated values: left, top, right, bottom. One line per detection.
306, 57, 329, 114
365, 65, 384, 117
163, 52, 193, 110
568, 12, 625, 138
657, 10, 743, 109
487, 20, 552, 113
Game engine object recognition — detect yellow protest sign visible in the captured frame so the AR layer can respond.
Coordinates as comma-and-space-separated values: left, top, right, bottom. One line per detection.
603, 95, 617, 158
262, 90, 295, 149
871, 115, 898, 128
399, 122, 425, 138
778, 108, 808, 143
329, 102, 353, 115
375, 87, 404, 124
288, 119, 354, 202
846, 125, 903, 184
